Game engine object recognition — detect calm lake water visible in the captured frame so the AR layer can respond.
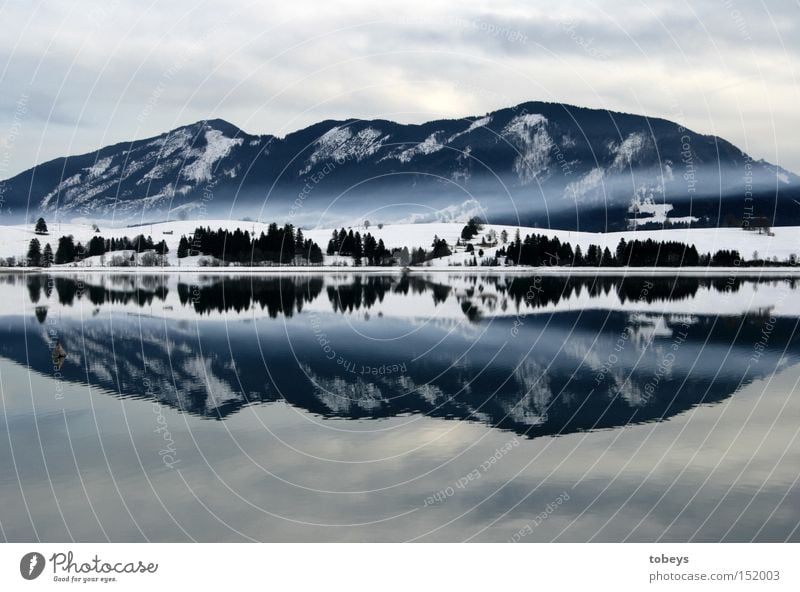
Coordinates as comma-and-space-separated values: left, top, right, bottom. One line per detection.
1, 272, 799, 542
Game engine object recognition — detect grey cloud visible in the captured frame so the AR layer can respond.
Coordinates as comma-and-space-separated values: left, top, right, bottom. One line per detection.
0, 0, 798, 175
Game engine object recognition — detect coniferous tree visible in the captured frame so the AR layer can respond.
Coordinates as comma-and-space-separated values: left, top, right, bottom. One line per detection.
557, 241, 574, 265
88, 235, 106, 257
711, 249, 741, 266
376, 239, 389, 265
460, 217, 483, 241
601, 247, 614, 266
410, 247, 427, 266
55, 235, 76, 264
586, 244, 599, 266
326, 230, 339, 255
308, 242, 324, 264
352, 232, 364, 264
177, 236, 189, 258
42, 243, 54, 267
574, 244, 584, 266
34, 217, 48, 235
363, 233, 377, 264
27, 238, 42, 266
431, 238, 451, 259
616, 238, 627, 265
343, 229, 355, 257
281, 224, 295, 263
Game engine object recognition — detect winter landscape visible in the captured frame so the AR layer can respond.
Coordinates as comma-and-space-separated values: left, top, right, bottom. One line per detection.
2, 2, 800, 579
3, 217, 800, 274
2, 98, 799, 275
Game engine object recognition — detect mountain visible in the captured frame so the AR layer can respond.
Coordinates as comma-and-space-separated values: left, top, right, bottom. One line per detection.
1, 102, 798, 231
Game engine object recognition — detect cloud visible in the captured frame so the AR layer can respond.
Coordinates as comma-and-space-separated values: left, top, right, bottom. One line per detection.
1, 0, 798, 176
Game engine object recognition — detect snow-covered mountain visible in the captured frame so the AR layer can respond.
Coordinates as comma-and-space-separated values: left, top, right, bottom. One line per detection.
1, 102, 798, 230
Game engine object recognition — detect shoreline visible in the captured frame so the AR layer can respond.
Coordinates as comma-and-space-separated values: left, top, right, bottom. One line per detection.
3, 265, 800, 277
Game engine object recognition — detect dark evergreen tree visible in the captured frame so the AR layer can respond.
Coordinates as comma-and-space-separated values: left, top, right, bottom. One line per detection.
460, 217, 483, 241
42, 243, 54, 267
363, 233, 377, 264
352, 232, 364, 264
308, 242, 324, 264
711, 249, 741, 266
326, 230, 338, 255
88, 235, 106, 257
431, 238, 451, 259
34, 217, 48, 235
574, 244, 584, 266
586, 244, 600, 266
616, 238, 627, 264
27, 238, 42, 266
410, 247, 428, 265
280, 224, 295, 263
55, 235, 76, 264
177, 236, 189, 258
375, 239, 390, 265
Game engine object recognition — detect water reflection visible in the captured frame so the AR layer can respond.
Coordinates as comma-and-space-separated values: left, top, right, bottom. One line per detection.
2, 271, 800, 542
2, 272, 799, 439
14, 272, 795, 318
178, 276, 323, 316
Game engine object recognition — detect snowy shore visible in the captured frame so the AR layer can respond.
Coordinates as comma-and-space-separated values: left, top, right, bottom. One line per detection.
1, 219, 798, 272
4, 265, 800, 277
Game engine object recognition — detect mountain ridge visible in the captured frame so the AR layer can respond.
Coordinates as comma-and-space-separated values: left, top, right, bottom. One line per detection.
1, 100, 798, 231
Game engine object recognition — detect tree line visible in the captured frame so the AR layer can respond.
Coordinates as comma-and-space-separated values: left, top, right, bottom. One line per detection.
326, 228, 394, 265
8, 216, 790, 269
179, 224, 324, 265
25, 234, 168, 266
498, 233, 746, 267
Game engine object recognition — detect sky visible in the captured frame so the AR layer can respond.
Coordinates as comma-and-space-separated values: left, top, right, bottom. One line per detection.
1, 0, 799, 179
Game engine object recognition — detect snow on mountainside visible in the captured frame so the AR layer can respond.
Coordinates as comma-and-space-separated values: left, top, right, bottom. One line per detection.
1, 102, 799, 230
181, 130, 243, 183
502, 113, 554, 184
301, 126, 387, 173
394, 132, 445, 163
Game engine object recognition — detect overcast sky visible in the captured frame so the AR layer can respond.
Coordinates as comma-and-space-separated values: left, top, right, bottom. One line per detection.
1, 0, 798, 178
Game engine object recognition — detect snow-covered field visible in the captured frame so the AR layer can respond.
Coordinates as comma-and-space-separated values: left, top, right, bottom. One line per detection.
0, 219, 798, 270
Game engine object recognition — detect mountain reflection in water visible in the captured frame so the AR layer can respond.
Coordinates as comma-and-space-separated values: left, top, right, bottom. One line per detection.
2, 272, 798, 440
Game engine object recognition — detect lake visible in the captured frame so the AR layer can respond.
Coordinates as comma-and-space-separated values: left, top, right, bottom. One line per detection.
0, 271, 798, 542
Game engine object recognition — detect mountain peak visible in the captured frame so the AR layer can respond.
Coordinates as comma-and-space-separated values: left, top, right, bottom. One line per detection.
177, 118, 246, 138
